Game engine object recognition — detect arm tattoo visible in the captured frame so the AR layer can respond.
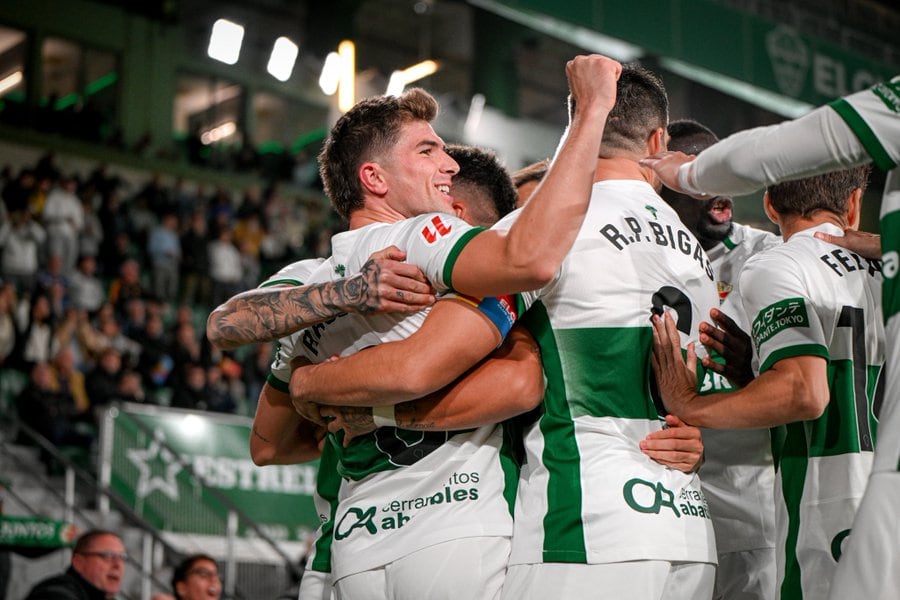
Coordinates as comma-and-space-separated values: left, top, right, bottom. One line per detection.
207, 260, 386, 349
394, 401, 437, 431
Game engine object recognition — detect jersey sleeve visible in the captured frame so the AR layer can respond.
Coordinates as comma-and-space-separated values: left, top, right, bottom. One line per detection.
739, 254, 829, 373
679, 78, 900, 196
399, 213, 484, 293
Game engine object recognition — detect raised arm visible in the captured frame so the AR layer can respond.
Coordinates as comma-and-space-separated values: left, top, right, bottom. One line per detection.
319, 324, 543, 441
207, 246, 434, 350
290, 298, 504, 409
448, 55, 621, 297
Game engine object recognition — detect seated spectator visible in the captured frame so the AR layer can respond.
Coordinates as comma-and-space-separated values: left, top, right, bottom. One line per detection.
207, 227, 242, 308
49, 346, 91, 417
69, 255, 106, 315
169, 363, 207, 411
12, 292, 58, 371
24, 529, 126, 600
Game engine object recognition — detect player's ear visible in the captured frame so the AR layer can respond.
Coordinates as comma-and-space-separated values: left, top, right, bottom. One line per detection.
845, 188, 863, 230
359, 162, 388, 195
646, 127, 666, 156
763, 192, 780, 226
451, 201, 466, 220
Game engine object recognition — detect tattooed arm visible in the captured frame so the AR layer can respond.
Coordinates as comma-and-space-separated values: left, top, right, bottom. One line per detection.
318, 323, 544, 444
207, 246, 435, 351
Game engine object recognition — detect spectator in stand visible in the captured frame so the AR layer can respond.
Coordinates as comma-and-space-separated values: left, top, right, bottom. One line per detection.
207, 227, 243, 308
35, 254, 71, 318
0, 208, 46, 293
180, 210, 211, 307
204, 364, 237, 414
49, 346, 91, 418
240, 341, 272, 412
2, 168, 36, 215
147, 212, 182, 305
170, 554, 222, 600
42, 174, 84, 275
69, 255, 106, 315
135, 311, 172, 391
95, 315, 142, 369
107, 259, 146, 317
110, 369, 146, 405
24, 529, 126, 600
169, 362, 207, 411
121, 298, 147, 340
86, 347, 123, 412
78, 187, 104, 260
0, 284, 15, 367
12, 292, 58, 371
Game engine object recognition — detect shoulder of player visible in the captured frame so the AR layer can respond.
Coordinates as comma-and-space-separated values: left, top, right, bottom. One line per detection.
259, 257, 326, 287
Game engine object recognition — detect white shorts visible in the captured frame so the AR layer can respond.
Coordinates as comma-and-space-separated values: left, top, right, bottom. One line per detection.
501, 561, 715, 600
714, 548, 776, 600
827, 471, 900, 600
334, 536, 509, 600
299, 569, 334, 600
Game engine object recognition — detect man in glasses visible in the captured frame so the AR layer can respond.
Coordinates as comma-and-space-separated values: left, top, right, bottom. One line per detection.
25, 529, 126, 600
170, 554, 222, 600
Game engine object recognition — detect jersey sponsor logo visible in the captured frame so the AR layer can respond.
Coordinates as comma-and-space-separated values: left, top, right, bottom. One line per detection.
751, 297, 810, 350
420, 215, 452, 245
333, 471, 481, 541
716, 280, 733, 301
599, 216, 714, 281
622, 478, 711, 520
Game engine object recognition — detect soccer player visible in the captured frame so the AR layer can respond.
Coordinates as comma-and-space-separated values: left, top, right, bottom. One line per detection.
294, 63, 718, 600
642, 76, 898, 600
661, 119, 779, 600
652, 166, 883, 600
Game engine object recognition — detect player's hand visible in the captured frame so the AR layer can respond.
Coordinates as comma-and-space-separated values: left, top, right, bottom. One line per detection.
640, 151, 708, 198
289, 364, 326, 425
566, 54, 622, 120
355, 246, 435, 314
699, 307, 754, 388
650, 310, 700, 415
814, 229, 881, 260
639, 414, 705, 473
319, 405, 376, 447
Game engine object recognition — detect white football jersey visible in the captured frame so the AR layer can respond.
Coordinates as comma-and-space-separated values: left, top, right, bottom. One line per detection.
739, 223, 883, 600
498, 179, 719, 567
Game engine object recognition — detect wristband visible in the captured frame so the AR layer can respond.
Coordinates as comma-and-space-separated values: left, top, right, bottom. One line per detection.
372, 405, 397, 428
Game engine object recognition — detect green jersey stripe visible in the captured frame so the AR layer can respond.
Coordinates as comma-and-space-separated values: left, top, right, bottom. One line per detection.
260, 278, 303, 287
500, 422, 521, 516
442, 227, 484, 291
829, 99, 896, 171
266, 372, 289, 393
777, 421, 810, 600
759, 344, 829, 374
310, 445, 340, 572
523, 302, 588, 563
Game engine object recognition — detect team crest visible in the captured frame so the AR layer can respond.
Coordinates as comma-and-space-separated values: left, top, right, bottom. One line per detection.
421, 215, 452, 245
644, 204, 658, 219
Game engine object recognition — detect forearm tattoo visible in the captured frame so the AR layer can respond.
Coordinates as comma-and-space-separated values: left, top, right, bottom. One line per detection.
207, 257, 386, 348
394, 401, 437, 431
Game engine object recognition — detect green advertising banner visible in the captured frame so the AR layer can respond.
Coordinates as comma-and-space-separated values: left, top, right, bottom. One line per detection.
100, 403, 319, 544
0, 516, 78, 548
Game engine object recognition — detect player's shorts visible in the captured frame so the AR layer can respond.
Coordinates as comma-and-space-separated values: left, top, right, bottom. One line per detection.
827, 471, 900, 600
298, 569, 333, 600
334, 536, 509, 600
501, 560, 715, 600
714, 548, 776, 600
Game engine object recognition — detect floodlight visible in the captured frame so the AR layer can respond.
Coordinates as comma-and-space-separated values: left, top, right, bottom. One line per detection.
268, 37, 298, 82
208, 19, 244, 65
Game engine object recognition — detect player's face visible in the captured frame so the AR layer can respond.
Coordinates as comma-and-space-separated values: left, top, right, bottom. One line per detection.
72, 534, 126, 596
176, 559, 222, 600
382, 120, 458, 217
661, 188, 733, 249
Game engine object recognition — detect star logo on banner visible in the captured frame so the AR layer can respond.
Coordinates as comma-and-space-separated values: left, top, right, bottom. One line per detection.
126, 429, 182, 501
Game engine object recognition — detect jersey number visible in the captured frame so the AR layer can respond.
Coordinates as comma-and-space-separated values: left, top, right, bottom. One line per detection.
649, 286, 693, 417
837, 305, 883, 452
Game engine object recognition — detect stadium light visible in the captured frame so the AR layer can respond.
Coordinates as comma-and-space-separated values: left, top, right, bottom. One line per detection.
200, 121, 237, 145
0, 71, 23, 96
337, 40, 356, 113
319, 51, 341, 95
208, 19, 244, 65
386, 59, 439, 96
267, 37, 299, 82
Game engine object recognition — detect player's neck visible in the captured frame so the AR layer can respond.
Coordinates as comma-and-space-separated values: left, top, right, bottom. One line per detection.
348, 198, 408, 229
593, 156, 652, 185
779, 212, 848, 241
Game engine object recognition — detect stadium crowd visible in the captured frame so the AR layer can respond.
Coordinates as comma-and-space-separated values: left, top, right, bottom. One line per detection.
0, 149, 341, 468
